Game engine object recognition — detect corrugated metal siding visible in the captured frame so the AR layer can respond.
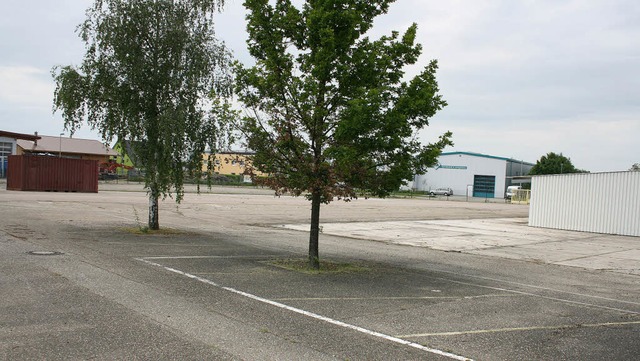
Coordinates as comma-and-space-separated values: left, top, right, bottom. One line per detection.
529, 172, 640, 237
7, 155, 98, 193
6, 155, 25, 190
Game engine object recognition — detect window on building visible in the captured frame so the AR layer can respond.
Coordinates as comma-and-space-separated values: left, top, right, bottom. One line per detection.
0, 141, 12, 179
0, 142, 12, 157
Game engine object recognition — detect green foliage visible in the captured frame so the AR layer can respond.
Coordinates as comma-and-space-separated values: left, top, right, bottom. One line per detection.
52, 0, 233, 228
236, 0, 451, 201
235, 0, 451, 266
529, 152, 587, 175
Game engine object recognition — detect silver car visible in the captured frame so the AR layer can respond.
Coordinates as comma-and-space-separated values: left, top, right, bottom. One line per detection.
430, 187, 453, 196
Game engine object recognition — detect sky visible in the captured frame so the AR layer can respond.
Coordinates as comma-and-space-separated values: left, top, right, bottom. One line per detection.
1, 0, 638, 172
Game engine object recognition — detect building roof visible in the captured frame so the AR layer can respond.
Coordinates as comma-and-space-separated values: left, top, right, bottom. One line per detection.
0, 130, 41, 141
17, 135, 118, 156
441, 151, 534, 166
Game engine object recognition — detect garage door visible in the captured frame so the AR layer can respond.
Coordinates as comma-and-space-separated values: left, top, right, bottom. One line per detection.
473, 175, 496, 198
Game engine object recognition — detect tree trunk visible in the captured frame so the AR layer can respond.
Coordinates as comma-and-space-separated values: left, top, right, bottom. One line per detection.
309, 190, 321, 269
148, 188, 160, 230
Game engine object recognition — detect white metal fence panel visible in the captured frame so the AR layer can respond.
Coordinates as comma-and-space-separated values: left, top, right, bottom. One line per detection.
529, 171, 640, 237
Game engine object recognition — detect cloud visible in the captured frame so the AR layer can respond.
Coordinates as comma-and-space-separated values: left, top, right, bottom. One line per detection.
1, 0, 637, 172
0, 1, 89, 68
421, 116, 640, 172
0, 66, 54, 109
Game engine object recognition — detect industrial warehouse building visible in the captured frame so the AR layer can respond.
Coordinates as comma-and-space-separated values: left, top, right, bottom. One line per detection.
412, 151, 534, 198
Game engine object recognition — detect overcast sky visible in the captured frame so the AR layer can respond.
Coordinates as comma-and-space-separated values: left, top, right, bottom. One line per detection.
1, 0, 638, 172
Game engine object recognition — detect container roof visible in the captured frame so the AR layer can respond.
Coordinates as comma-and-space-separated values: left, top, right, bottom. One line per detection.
17, 135, 118, 156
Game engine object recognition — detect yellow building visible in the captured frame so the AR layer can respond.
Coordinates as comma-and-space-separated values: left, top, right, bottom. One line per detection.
202, 151, 263, 178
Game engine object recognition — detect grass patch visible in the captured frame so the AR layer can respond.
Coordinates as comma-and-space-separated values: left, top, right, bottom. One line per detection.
121, 227, 185, 235
266, 258, 370, 274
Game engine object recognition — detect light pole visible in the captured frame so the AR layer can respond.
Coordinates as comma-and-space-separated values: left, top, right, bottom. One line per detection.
59, 133, 64, 157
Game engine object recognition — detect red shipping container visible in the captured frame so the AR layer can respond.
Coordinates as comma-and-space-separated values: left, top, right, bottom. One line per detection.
7, 155, 98, 193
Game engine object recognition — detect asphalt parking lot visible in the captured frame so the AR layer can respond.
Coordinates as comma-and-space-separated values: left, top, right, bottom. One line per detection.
1, 182, 639, 360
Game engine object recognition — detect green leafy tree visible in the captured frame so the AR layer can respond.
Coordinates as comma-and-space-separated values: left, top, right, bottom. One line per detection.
52, 0, 233, 230
235, 0, 452, 269
529, 152, 587, 175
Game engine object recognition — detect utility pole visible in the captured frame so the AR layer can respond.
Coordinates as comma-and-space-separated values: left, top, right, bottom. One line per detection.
59, 133, 64, 157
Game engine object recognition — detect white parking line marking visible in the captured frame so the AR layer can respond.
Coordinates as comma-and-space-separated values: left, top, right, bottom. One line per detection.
432, 269, 640, 307
141, 255, 640, 311
397, 320, 640, 338
273, 294, 517, 301
107, 242, 223, 246
434, 277, 640, 315
276, 296, 460, 301
142, 255, 280, 260
136, 257, 474, 361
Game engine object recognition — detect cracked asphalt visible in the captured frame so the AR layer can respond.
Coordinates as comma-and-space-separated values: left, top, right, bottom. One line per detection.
1, 181, 639, 360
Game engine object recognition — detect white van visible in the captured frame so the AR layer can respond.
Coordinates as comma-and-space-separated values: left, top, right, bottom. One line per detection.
505, 185, 521, 200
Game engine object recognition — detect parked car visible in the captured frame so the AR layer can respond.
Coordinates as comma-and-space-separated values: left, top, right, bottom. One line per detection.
505, 185, 521, 200
430, 187, 453, 196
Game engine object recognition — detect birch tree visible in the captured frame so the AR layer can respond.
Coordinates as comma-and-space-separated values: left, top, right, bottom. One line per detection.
53, 0, 232, 229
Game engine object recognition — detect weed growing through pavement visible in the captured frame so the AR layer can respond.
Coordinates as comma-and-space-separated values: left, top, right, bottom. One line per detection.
122, 206, 184, 235
132, 206, 149, 233
266, 259, 370, 274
